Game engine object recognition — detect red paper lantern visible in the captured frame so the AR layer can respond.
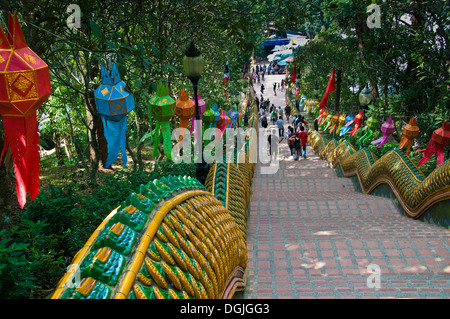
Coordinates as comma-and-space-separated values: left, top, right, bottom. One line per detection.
0, 13, 51, 208
419, 121, 450, 167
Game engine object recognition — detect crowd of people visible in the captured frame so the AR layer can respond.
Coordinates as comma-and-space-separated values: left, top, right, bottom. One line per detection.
256, 90, 310, 161
252, 61, 286, 80
251, 60, 312, 161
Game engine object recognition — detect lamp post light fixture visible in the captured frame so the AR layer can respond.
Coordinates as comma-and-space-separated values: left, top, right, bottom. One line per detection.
359, 86, 372, 108
358, 85, 372, 129
183, 41, 208, 185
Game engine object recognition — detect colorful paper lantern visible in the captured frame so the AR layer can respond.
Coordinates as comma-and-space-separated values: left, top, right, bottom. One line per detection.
228, 108, 239, 129
328, 112, 340, 134
311, 100, 319, 113
359, 115, 379, 145
399, 117, 420, 155
319, 109, 329, 126
0, 13, 51, 208
299, 96, 306, 111
308, 100, 314, 113
418, 121, 450, 167
202, 103, 215, 126
211, 104, 220, 128
238, 109, 243, 127
214, 108, 225, 142
150, 82, 176, 159
315, 107, 325, 123
219, 110, 230, 136
322, 113, 333, 131
175, 88, 195, 142
371, 117, 395, 148
340, 113, 354, 136
349, 110, 364, 137
94, 63, 135, 168
336, 113, 347, 136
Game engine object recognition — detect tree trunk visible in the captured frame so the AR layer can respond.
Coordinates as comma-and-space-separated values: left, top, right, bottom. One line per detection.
52, 132, 64, 166
62, 137, 73, 161
96, 117, 109, 169
85, 93, 101, 182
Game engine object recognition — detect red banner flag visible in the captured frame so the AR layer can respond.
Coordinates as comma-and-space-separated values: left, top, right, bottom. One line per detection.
319, 68, 335, 107
291, 65, 297, 83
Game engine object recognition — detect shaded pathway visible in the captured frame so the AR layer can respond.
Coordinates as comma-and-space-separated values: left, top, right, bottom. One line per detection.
242, 73, 450, 299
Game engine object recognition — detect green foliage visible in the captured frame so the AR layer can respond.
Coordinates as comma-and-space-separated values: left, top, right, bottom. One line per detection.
0, 230, 36, 298
0, 160, 196, 298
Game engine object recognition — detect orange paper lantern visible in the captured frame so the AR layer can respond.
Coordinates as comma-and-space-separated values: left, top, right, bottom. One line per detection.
175, 88, 195, 142
399, 117, 420, 154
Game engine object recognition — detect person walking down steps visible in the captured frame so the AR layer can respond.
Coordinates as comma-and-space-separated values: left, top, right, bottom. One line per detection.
286, 126, 296, 157
271, 108, 278, 125
297, 125, 309, 159
276, 116, 284, 140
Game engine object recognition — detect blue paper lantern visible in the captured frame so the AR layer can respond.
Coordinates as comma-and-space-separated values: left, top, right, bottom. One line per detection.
339, 113, 354, 136
94, 63, 135, 167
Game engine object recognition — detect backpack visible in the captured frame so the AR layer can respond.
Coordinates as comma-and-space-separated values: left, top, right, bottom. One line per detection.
261, 116, 268, 127
294, 137, 301, 150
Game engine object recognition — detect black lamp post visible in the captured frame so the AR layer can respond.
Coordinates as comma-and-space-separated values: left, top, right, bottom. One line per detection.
183, 41, 208, 184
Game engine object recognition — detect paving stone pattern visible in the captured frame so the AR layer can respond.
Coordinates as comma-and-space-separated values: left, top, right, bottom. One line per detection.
243, 72, 450, 299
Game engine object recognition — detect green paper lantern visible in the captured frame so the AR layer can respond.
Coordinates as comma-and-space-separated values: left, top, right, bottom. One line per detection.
151, 82, 176, 122
150, 82, 176, 159
203, 102, 216, 126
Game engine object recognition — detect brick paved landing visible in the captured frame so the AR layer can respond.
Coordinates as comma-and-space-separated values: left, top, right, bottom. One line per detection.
243, 131, 450, 299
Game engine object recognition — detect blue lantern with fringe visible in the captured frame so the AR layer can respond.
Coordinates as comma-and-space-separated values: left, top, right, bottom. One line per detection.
94, 63, 135, 167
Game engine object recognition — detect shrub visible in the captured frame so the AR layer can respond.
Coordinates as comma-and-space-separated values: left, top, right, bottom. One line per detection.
0, 161, 198, 298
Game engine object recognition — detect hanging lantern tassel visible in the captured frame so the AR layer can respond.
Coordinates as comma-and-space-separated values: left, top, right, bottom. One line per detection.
371, 117, 395, 148
0, 13, 52, 208
418, 121, 450, 167
150, 82, 176, 160
350, 111, 364, 137
94, 63, 135, 168
1, 115, 41, 208
399, 117, 420, 155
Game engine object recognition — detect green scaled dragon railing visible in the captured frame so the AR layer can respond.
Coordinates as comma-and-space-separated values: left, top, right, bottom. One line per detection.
309, 131, 450, 227
52, 91, 259, 299
52, 175, 248, 299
